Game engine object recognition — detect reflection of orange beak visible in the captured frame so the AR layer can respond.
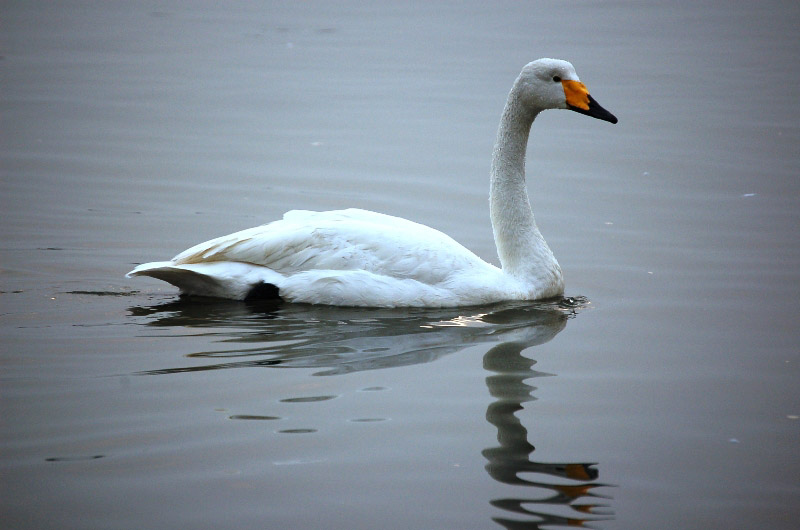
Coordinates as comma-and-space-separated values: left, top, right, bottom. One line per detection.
562, 80, 618, 124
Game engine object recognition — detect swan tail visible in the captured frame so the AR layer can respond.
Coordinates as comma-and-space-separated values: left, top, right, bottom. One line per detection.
126, 261, 284, 301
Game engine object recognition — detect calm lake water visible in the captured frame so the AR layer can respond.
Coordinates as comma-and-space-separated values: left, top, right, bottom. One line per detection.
2, 1, 799, 528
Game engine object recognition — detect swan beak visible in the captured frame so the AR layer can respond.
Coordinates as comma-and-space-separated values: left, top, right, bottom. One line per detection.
562, 80, 618, 124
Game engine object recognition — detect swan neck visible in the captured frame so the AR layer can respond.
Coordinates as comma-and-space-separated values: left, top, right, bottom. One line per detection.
489, 86, 562, 293
491, 92, 536, 183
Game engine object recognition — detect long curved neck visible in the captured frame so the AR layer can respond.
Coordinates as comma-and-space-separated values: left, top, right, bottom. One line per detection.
490, 85, 561, 288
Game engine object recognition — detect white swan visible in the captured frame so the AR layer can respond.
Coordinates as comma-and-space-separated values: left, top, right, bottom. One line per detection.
127, 58, 617, 307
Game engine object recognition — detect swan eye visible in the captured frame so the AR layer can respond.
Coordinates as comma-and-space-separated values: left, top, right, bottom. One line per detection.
552, 75, 562, 82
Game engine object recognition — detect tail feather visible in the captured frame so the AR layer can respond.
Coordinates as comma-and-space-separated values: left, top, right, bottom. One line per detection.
126, 261, 283, 300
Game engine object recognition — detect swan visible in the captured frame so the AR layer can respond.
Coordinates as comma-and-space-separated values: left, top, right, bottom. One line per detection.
127, 58, 617, 307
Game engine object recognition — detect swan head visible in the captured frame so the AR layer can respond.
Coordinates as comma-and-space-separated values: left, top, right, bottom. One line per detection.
516, 58, 617, 124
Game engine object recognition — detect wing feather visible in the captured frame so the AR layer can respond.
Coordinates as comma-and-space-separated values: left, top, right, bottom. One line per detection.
171, 208, 494, 284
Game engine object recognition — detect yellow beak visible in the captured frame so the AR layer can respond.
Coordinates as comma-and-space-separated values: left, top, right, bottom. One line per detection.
562, 80, 618, 124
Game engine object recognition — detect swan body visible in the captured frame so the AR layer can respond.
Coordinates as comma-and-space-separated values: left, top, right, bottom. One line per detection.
128, 58, 617, 307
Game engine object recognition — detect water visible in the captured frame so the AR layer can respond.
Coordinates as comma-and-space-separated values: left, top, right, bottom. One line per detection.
2, 1, 799, 528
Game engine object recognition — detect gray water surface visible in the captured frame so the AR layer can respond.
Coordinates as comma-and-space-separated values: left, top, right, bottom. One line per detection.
2, 1, 799, 529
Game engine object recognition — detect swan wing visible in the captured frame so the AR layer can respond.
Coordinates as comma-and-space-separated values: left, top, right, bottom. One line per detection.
128, 208, 507, 306
171, 208, 494, 285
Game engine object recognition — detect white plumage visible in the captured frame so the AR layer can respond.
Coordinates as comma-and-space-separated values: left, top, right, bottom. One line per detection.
127, 59, 617, 307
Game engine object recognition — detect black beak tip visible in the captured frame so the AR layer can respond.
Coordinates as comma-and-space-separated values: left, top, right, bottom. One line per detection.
570, 94, 618, 124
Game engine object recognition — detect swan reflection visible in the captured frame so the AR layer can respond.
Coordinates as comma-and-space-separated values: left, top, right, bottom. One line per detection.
483, 339, 613, 528
129, 297, 580, 376
128, 296, 612, 525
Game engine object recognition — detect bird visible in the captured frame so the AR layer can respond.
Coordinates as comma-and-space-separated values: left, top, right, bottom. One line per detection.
127, 58, 617, 307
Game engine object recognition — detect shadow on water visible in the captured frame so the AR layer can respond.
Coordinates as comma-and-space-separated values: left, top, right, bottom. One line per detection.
128, 296, 613, 526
